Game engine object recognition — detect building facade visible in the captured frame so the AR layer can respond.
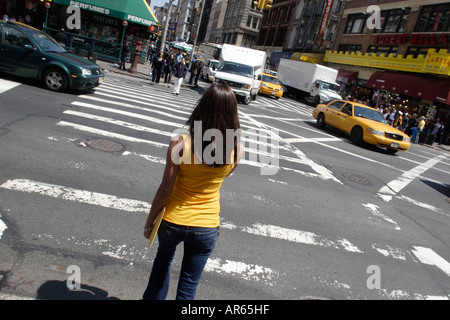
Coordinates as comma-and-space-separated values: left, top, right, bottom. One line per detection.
325, 0, 449, 121
221, 0, 263, 47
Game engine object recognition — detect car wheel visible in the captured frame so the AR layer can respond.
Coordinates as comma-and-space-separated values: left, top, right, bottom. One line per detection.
351, 126, 363, 145
317, 113, 325, 128
243, 95, 252, 105
44, 68, 68, 92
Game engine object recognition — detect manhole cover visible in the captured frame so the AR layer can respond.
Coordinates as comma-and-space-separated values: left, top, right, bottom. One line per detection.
343, 173, 373, 186
87, 138, 124, 152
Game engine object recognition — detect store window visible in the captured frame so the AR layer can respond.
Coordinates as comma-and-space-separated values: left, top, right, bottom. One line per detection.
367, 45, 398, 56
345, 14, 366, 34
414, 3, 450, 32
405, 46, 433, 58
338, 44, 362, 53
374, 8, 410, 33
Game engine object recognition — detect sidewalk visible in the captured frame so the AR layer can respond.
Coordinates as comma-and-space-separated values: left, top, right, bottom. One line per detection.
96, 59, 199, 89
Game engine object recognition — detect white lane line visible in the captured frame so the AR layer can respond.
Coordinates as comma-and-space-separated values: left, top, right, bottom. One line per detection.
411, 246, 450, 277
56, 121, 167, 148
0, 218, 7, 239
0, 79, 20, 94
63, 110, 173, 137
377, 154, 447, 202
363, 203, 401, 230
204, 258, 281, 286
0, 179, 151, 213
395, 194, 449, 218
221, 221, 363, 253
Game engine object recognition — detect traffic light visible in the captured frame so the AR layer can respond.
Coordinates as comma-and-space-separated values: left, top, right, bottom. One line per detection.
253, 0, 272, 10
253, 1, 261, 9
264, 0, 273, 10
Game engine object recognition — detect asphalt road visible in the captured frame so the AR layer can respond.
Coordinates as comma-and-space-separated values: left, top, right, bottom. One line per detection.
0, 72, 449, 302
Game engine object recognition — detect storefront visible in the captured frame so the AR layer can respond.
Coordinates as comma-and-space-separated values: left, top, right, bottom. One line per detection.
44, 0, 158, 62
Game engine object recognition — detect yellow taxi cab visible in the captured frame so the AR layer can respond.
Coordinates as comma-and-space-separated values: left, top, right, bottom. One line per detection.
259, 72, 283, 99
312, 100, 411, 153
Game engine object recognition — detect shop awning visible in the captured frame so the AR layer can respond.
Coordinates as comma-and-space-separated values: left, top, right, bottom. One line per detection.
337, 70, 358, 84
367, 71, 450, 105
52, 0, 158, 27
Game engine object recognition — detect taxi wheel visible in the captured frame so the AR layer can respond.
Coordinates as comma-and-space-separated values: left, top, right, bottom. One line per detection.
351, 126, 363, 145
44, 68, 68, 92
317, 113, 325, 128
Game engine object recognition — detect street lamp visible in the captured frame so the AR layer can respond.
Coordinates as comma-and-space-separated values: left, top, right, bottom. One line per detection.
119, 20, 128, 63
44, 2, 51, 31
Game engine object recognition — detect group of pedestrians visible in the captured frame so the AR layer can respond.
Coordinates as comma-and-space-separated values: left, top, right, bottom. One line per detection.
375, 105, 447, 145
148, 50, 205, 95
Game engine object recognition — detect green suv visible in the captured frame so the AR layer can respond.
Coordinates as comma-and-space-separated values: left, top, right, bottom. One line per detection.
0, 21, 103, 92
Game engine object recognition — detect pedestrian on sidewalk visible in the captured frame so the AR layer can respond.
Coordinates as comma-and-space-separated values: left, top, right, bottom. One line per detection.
151, 52, 165, 85
119, 43, 129, 71
142, 82, 243, 300
172, 57, 188, 95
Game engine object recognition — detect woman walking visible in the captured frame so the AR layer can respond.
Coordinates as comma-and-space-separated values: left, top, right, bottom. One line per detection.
143, 82, 243, 300
172, 57, 188, 95
151, 52, 165, 85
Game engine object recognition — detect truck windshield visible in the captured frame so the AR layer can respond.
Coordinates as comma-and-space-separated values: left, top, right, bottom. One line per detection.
218, 62, 253, 78
320, 82, 340, 94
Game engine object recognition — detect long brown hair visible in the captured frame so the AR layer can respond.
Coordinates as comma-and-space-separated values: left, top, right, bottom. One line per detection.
186, 82, 241, 167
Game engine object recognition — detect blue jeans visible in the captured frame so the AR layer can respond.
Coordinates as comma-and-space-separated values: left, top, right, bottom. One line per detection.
143, 220, 218, 300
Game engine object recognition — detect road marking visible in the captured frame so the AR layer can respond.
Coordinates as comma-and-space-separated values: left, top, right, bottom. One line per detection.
362, 203, 401, 230
0, 179, 151, 213
57, 121, 167, 148
0, 218, 7, 239
204, 258, 281, 286
0, 79, 20, 94
377, 154, 447, 202
221, 221, 363, 253
411, 246, 450, 277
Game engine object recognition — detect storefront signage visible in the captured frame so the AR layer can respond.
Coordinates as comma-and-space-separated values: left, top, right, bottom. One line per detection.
69, 1, 110, 15
324, 48, 449, 76
373, 33, 448, 46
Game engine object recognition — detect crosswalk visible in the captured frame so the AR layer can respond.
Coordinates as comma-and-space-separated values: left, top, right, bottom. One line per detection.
1, 78, 449, 299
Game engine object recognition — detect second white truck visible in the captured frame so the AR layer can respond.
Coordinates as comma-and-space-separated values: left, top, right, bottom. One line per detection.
213, 44, 266, 105
277, 58, 342, 105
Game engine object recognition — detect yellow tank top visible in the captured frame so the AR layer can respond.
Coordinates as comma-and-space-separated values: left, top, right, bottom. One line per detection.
163, 134, 236, 228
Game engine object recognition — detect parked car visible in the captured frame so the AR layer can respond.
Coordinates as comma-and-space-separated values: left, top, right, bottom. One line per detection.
259, 72, 283, 99
313, 100, 411, 153
201, 59, 219, 82
0, 21, 103, 92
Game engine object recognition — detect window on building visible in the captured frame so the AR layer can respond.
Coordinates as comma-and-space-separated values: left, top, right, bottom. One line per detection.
405, 47, 434, 58
367, 45, 398, 56
338, 44, 362, 53
345, 14, 366, 34
414, 3, 450, 32
374, 8, 410, 33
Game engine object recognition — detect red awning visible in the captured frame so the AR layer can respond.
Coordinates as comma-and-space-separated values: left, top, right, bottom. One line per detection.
367, 71, 450, 105
337, 70, 358, 84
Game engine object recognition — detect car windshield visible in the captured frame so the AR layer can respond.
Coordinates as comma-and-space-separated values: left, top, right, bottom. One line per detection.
354, 106, 388, 123
320, 81, 340, 94
218, 61, 253, 78
211, 61, 219, 68
262, 75, 280, 85
31, 32, 65, 53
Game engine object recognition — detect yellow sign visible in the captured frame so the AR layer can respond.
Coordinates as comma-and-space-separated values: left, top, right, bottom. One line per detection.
324, 49, 449, 76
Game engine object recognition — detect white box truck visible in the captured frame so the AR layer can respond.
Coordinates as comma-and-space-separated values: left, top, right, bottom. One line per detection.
277, 58, 342, 105
213, 44, 266, 105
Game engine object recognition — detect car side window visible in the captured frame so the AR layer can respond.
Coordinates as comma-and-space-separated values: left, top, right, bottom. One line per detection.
328, 100, 346, 111
341, 104, 353, 116
4, 26, 33, 48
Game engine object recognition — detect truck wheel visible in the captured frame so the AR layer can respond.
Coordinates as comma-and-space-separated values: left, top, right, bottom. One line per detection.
243, 95, 252, 105
313, 95, 321, 106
